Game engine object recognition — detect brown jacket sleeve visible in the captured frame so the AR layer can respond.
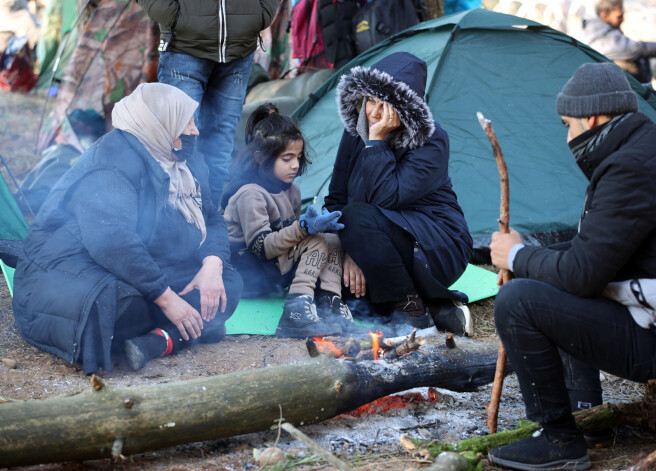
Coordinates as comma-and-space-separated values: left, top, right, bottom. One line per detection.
232, 189, 308, 260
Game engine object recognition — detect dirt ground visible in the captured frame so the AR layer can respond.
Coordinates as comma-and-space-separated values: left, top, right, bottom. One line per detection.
1, 91, 655, 470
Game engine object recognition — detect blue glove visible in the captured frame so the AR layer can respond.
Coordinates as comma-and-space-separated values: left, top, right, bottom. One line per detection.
299, 205, 344, 234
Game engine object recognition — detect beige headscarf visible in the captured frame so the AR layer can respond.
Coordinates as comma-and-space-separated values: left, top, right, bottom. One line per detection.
112, 83, 206, 243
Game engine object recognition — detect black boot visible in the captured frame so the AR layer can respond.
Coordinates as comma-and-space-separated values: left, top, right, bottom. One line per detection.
124, 328, 177, 371
427, 300, 472, 336
388, 294, 433, 329
488, 428, 590, 471
276, 294, 342, 338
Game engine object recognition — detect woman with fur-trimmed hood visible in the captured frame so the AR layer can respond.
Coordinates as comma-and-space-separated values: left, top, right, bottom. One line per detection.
324, 52, 473, 334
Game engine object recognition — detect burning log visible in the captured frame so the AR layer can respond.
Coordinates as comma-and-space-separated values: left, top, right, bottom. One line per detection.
307, 328, 428, 361
0, 339, 506, 467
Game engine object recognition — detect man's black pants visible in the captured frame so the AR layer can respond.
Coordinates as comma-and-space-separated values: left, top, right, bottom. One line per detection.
495, 278, 656, 425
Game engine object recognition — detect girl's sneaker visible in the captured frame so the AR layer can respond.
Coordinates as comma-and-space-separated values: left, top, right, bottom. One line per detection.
276, 294, 342, 338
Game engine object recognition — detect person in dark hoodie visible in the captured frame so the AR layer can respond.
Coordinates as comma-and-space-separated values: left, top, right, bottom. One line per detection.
488, 63, 656, 470
136, 0, 281, 205
11, 83, 243, 374
324, 51, 474, 334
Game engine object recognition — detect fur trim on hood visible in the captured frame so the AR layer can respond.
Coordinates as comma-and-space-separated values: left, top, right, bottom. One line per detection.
336, 63, 435, 150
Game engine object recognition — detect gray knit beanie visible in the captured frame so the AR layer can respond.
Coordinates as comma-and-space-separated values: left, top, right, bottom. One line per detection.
556, 63, 638, 117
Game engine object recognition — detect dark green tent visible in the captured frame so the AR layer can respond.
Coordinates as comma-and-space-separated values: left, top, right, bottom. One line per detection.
292, 8, 656, 249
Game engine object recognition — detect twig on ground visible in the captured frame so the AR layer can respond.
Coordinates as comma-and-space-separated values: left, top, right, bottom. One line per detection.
281, 422, 354, 471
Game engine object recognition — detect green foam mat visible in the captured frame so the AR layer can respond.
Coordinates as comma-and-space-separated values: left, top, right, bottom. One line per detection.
225, 263, 498, 335
1, 260, 15, 297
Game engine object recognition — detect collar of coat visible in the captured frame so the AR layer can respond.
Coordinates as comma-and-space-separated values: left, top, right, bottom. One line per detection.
336, 66, 435, 151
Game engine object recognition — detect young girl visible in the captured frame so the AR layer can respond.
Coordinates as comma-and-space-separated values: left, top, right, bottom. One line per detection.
221, 103, 353, 338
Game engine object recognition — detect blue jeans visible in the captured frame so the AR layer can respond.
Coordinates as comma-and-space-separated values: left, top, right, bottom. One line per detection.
158, 51, 253, 205
495, 278, 656, 425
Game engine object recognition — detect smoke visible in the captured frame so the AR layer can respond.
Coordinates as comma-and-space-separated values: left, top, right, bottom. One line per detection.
345, 297, 417, 337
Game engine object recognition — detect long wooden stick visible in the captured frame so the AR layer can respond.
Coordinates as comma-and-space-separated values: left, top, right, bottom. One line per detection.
477, 112, 512, 434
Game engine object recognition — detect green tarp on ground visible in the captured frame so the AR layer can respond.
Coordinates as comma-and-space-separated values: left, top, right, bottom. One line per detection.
226, 264, 498, 335
292, 9, 656, 248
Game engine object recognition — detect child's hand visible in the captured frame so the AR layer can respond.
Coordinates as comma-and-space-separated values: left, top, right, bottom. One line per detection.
299, 205, 344, 234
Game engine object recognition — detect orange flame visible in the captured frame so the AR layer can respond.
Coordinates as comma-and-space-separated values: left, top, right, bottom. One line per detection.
312, 337, 343, 357
427, 387, 439, 402
369, 331, 383, 360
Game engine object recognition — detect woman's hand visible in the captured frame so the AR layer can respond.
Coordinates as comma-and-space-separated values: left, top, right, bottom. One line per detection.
343, 252, 366, 298
369, 102, 401, 141
179, 255, 226, 322
154, 287, 203, 340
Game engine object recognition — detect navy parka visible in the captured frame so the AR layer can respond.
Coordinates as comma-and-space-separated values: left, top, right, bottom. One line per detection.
12, 130, 234, 372
325, 52, 473, 301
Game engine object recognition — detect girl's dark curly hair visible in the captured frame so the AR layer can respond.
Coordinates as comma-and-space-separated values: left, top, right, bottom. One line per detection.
220, 103, 310, 209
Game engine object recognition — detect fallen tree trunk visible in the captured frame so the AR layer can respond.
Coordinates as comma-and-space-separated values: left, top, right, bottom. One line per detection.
0, 339, 505, 467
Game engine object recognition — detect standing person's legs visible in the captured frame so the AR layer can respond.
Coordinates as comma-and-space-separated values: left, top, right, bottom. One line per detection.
339, 202, 416, 304
489, 278, 656, 470
200, 53, 254, 205
157, 51, 213, 121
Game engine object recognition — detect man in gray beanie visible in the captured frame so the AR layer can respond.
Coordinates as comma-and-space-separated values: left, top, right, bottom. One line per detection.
487, 62, 656, 470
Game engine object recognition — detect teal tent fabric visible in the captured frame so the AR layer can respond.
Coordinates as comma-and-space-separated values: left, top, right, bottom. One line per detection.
0, 176, 28, 295
292, 9, 656, 247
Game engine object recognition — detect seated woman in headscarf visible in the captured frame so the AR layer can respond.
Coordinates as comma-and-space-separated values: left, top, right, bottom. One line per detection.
324, 52, 474, 335
12, 83, 243, 373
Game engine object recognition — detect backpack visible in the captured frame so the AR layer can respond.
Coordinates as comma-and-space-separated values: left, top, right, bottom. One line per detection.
291, 0, 331, 69
0, 36, 37, 93
353, 0, 426, 55
317, 0, 364, 70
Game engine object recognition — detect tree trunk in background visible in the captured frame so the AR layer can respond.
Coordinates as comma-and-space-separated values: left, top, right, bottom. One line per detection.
425, 0, 445, 19
0, 342, 505, 467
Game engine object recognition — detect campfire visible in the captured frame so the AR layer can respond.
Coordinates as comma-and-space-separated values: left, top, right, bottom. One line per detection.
307, 328, 428, 361
339, 387, 441, 418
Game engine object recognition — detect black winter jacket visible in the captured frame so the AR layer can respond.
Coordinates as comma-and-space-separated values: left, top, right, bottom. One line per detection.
137, 0, 280, 63
12, 130, 230, 364
514, 113, 656, 297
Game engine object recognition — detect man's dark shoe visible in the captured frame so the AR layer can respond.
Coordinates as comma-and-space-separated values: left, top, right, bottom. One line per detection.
388, 294, 433, 329
276, 294, 342, 338
427, 300, 472, 336
316, 293, 369, 335
488, 428, 591, 471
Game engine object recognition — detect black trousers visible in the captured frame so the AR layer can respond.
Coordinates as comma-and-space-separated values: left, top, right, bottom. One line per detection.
495, 278, 656, 425
114, 266, 243, 346
339, 202, 417, 303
